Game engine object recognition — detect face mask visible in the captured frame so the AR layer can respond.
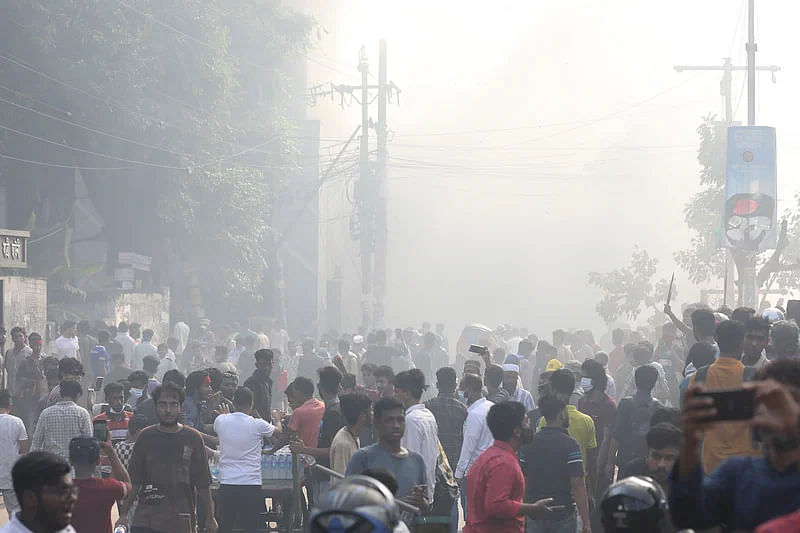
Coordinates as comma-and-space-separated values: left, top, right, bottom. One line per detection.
129, 388, 143, 401
457, 391, 467, 403
580, 377, 593, 391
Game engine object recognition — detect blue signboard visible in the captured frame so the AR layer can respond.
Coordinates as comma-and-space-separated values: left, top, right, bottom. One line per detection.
724, 126, 777, 251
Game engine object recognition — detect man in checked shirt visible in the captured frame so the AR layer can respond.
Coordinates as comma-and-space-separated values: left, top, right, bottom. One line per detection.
31, 379, 92, 461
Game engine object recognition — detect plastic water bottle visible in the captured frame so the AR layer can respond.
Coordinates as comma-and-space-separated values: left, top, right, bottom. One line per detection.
283, 454, 292, 480
114, 526, 128, 533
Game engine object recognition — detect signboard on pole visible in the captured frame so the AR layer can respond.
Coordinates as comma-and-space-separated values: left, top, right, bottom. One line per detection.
724, 126, 777, 251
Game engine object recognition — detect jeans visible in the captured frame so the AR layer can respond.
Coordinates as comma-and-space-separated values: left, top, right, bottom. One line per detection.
217, 484, 266, 533
526, 511, 577, 533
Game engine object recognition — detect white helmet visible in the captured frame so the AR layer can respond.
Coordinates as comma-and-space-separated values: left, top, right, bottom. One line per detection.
761, 307, 786, 324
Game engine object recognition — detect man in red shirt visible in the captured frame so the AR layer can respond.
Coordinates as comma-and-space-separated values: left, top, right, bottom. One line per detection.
69, 434, 131, 533
464, 401, 556, 533
287, 377, 325, 448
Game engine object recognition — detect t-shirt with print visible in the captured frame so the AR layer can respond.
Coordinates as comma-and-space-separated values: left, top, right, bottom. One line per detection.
128, 425, 212, 533
0, 414, 27, 489
72, 477, 129, 533
312, 402, 347, 481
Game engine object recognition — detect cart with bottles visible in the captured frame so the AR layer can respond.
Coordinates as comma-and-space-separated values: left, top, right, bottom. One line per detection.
208, 446, 305, 532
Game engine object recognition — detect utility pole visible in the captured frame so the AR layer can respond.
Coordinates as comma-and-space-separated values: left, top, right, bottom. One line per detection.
675, 1, 778, 307
309, 41, 400, 331
374, 39, 388, 329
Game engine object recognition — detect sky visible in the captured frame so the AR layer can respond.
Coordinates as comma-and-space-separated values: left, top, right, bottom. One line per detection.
295, 0, 800, 340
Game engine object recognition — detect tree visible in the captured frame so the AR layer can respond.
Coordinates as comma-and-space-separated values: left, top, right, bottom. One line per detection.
588, 248, 675, 326
0, 0, 312, 312
674, 115, 800, 304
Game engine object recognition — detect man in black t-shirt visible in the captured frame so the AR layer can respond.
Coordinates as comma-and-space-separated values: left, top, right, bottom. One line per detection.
289, 366, 346, 501
521, 394, 590, 533
363, 330, 405, 368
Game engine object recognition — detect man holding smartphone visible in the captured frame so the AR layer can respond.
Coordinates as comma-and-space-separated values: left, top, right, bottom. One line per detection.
69, 434, 131, 533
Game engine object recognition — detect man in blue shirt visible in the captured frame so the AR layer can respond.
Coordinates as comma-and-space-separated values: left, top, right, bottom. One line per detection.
670, 359, 800, 532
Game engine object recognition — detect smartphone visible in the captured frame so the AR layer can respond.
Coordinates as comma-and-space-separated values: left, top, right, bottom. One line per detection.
695, 388, 755, 422
93, 420, 108, 442
469, 344, 488, 355
787, 300, 800, 324
94, 376, 104, 391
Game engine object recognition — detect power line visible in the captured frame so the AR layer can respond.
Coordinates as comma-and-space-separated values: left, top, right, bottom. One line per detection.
0, 122, 188, 169
0, 152, 137, 170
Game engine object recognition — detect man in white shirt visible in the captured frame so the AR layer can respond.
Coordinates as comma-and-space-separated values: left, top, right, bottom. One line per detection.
52, 321, 79, 360
0, 391, 29, 519
132, 329, 157, 370
172, 318, 190, 357
393, 369, 439, 500
114, 322, 136, 367
213, 386, 281, 533
455, 373, 494, 519
0, 451, 78, 533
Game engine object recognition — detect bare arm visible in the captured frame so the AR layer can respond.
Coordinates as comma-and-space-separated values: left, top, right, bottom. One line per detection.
571, 477, 591, 533
197, 488, 218, 533
18, 439, 30, 454
116, 483, 138, 527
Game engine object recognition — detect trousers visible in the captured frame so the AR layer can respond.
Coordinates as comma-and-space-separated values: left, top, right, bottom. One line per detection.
217, 484, 266, 533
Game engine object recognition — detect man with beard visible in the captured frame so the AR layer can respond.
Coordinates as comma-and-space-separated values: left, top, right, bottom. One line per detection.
118, 382, 217, 533
618, 423, 681, 492
0, 451, 77, 533
670, 359, 800, 532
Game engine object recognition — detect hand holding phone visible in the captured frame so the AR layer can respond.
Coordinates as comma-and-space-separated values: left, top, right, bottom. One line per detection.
93, 419, 108, 442
695, 388, 755, 422
468, 344, 488, 355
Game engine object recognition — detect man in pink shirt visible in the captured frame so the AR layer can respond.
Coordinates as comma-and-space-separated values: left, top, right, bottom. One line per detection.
287, 377, 325, 448
464, 401, 556, 533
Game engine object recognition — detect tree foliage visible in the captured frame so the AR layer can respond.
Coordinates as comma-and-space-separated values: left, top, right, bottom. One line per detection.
0, 0, 312, 306
588, 248, 675, 326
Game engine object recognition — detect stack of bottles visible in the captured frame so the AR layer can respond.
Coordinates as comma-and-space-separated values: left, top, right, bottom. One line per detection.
262, 448, 293, 480
209, 449, 220, 483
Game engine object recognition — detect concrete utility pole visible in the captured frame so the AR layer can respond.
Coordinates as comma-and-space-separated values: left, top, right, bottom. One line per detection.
674, 0, 778, 308
309, 40, 400, 331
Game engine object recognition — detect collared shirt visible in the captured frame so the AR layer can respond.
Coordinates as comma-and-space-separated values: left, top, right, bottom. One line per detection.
539, 405, 597, 469
425, 392, 468, 469
506, 386, 535, 412
464, 441, 525, 533
456, 397, 494, 478
521, 427, 583, 516
31, 400, 92, 460
288, 397, 325, 448
670, 456, 800, 532
133, 340, 157, 370
0, 514, 75, 533
689, 357, 762, 474
401, 403, 439, 498
157, 354, 178, 381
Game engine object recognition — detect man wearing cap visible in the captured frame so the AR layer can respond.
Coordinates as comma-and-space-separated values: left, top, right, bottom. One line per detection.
502, 355, 535, 411
69, 435, 130, 533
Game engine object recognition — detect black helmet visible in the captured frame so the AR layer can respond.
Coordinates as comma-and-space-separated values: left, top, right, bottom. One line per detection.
309, 475, 399, 533
601, 476, 668, 533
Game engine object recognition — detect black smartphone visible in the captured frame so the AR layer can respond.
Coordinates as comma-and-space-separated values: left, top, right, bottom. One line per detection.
787, 300, 800, 324
469, 344, 488, 355
94, 376, 104, 391
695, 388, 755, 422
93, 419, 108, 442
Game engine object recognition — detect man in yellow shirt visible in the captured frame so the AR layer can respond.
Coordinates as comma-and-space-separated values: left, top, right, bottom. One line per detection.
689, 319, 761, 474
329, 392, 372, 482
540, 369, 597, 492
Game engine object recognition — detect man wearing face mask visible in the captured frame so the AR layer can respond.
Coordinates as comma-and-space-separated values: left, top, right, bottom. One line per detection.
424, 367, 467, 471
577, 359, 616, 500
455, 373, 494, 516
670, 359, 800, 532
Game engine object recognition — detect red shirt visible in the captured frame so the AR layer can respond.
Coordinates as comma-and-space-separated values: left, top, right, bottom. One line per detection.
288, 398, 325, 448
93, 409, 133, 443
464, 441, 525, 533
757, 509, 800, 533
72, 477, 130, 533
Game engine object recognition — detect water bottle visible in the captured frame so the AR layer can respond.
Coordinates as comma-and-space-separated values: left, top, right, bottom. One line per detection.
283, 454, 292, 480
114, 526, 128, 533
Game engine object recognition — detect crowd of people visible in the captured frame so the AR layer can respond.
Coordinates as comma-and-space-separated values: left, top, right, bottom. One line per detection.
0, 304, 799, 532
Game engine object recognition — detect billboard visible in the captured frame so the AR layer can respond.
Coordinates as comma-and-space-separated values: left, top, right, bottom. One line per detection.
725, 126, 777, 251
